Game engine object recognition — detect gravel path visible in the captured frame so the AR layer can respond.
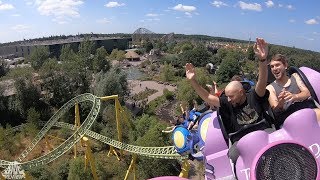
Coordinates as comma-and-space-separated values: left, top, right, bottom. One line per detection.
128, 80, 176, 104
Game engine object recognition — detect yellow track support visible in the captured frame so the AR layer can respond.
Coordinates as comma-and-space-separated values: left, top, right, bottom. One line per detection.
124, 155, 137, 180
179, 159, 190, 178
24, 172, 31, 180
107, 146, 121, 161
0, 172, 5, 180
44, 135, 53, 151
100, 95, 124, 157
83, 137, 98, 180
74, 103, 82, 158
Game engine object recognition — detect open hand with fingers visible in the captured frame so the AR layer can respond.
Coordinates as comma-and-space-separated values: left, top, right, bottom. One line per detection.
253, 38, 269, 61
185, 63, 196, 81
282, 91, 297, 102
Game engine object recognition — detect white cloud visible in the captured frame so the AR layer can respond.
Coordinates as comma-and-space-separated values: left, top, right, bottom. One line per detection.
105, 1, 125, 8
36, 0, 83, 19
52, 17, 69, 24
286, 4, 294, 10
313, 32, 319, 35
0, 1, 14, 10
289, 19, 295, 23
176, 17, 181, 19
147, 18, 160, 21
146, 13, 159, 17
305, 19, 319, 25
173, 4, 196, 12
278, 4, 283, 8
11, 14, 21, 17
11, 24, 30, 32
308, 38, 315, 41
238, 1, 262, 11
185, 12, 192, 18
265, 1, 274, 8
211, 1, 228, 8
96, 18, 111, 24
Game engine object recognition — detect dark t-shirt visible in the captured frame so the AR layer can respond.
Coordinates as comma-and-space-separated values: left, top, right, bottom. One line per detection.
219, 90, 270, 134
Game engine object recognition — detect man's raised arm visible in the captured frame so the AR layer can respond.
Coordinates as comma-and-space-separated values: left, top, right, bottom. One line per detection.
185, 63, 220, 107
253, 38, 269, 97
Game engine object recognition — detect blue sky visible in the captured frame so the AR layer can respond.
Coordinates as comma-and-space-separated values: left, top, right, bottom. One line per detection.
0, 0, 319, 52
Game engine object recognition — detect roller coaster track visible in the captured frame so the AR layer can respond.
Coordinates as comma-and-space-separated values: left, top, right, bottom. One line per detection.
0, 93, 184, 172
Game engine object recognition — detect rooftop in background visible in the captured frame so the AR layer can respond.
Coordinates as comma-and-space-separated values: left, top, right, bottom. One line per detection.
20, 36, 132, 46
0, 33, 132, 47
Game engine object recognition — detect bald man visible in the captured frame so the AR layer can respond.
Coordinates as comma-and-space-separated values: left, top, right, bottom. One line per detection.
185, 38, 270, 164
185, 38, 270, 139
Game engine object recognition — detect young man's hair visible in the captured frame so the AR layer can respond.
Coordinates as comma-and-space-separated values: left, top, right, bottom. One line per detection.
230, 75, 243, 81
271, 54, 288, 64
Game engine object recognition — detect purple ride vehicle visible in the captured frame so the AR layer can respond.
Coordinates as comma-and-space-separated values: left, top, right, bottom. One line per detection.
170, 66, 320, 180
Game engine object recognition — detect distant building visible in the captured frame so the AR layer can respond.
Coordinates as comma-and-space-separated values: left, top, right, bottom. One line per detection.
0, 37, 132, 59
125, 50, 140, 61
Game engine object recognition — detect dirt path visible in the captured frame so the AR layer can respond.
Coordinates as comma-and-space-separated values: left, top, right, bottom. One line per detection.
128, 80, 176, 104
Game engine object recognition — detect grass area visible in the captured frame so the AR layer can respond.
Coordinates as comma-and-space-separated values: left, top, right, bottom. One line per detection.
145, 95, 167, 115
132, 89, 157, 101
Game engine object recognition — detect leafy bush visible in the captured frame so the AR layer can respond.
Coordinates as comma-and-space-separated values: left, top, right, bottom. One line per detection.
163, 88, 174, 100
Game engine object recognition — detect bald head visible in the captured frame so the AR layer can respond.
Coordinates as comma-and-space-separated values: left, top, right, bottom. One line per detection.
225, 81, 246, 106
225, 81, 243, 92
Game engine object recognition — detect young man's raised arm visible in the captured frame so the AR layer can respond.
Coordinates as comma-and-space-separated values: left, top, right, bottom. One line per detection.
185, 63, 220, 108
253, 38, 269, 97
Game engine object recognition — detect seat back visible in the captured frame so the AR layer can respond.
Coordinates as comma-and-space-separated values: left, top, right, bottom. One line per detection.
288, 66, 319, 103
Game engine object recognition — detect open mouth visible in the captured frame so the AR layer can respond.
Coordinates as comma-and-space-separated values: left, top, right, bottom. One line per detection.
273, 71, 281, 77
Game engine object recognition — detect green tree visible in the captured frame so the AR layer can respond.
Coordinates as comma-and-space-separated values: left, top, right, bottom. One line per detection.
0, 125, 5, 149
60, 44, 78, 62
52, 159, 70, 180
163, 88, 174, 100
242, 60, 257, 80
160, 62, 175, 82
68, 157, 92, 180
94, 67, 128, 102
1, 124, 20, 155
179, 45, 212, 67
132, 115, 179, 178
160, 54, 179, 66
28, 165, 53, 180
78, 38, 96, 70
109, 49, 119, 60
42, 46, 91, 107
116, 50, 126, 61
177, 67, 211, 105
27, 108, 40, 125
216, 54, 241, 83
181, 42, 194, 52
247, 45, 255, 61
9, 78, 41, 118
29, 46, 50, 70
93, 46, 110, 72
144, 41, 154, 53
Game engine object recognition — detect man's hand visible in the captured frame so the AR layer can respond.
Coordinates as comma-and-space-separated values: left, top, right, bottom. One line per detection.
282, 91, 297, 102
278, 91, 286, 107
253, 38, 268, 60
185, 63, 196, 80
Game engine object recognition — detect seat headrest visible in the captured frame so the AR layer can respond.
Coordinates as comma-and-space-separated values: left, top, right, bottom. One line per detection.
241, 81, 252, 92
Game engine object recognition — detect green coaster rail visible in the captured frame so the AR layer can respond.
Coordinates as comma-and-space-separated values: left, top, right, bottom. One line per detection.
0, 93, 185, 171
